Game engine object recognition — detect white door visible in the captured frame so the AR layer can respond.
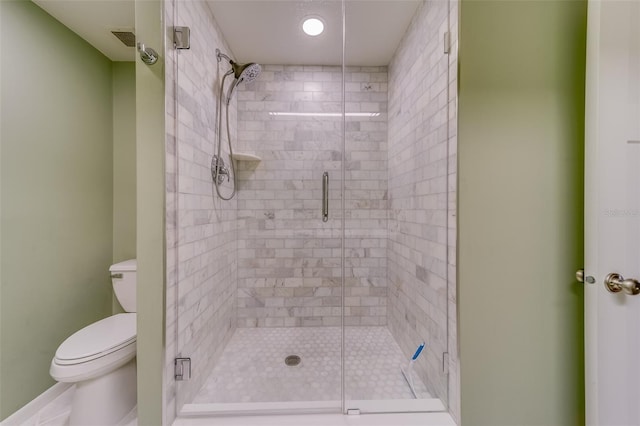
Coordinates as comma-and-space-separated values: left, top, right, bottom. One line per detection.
584, 1, 640, 425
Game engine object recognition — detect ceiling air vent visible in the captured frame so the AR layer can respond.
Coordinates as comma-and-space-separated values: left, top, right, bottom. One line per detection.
111, 31, 136, 47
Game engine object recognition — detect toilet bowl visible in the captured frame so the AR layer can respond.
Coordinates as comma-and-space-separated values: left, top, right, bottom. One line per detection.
50, 259, 137, 426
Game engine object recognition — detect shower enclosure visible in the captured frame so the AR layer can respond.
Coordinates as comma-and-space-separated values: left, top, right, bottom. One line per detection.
165, 0, 458, 419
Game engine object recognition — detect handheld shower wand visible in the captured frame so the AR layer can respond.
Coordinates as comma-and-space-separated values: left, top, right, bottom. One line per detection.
211, 49, 262, 200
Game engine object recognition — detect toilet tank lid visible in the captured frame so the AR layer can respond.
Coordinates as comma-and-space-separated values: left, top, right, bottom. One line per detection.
110, 259, 137, 272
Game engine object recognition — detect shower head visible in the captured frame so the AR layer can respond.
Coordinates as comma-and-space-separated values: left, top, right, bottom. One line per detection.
216, 49, 262, 83
231, 62, 262, 83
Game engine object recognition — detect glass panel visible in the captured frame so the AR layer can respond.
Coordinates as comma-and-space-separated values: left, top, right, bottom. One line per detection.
343, 0, 453, 413
170, 0, 345, 416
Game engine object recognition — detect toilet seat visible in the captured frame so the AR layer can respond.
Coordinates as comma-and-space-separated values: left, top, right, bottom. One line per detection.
55, 313, 136, 364
50, 313, 137, 383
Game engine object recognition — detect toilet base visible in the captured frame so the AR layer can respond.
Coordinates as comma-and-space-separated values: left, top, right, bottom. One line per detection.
69, 358, 137, 426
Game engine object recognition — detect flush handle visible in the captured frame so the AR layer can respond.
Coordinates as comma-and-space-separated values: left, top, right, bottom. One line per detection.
605, 273, 640, 295
111, 273, 123, 279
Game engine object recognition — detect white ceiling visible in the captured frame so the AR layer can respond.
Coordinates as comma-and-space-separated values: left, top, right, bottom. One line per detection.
209, 0, 421, 66
33, 0, 136, 61
31, 0, 421, 66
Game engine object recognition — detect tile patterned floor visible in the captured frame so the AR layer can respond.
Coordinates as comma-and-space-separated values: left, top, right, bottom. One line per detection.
192, 326, 431, 404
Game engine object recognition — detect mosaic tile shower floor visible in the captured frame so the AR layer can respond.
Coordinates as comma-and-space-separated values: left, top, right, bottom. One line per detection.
192, 326, 431, 403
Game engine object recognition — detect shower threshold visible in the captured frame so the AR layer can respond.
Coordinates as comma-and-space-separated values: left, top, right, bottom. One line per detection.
173, 411, 456, 426
179, 398, 445, 417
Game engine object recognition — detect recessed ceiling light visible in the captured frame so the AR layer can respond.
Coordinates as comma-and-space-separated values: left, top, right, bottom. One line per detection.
302, 17, 324, 36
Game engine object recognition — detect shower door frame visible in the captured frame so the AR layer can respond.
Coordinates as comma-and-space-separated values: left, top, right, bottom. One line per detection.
170, 0, 457, 419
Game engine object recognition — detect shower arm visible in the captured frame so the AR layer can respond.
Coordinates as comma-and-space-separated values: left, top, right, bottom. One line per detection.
216, 49, 233, 64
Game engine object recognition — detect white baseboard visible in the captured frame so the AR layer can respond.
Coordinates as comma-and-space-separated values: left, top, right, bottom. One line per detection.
117, 406, 138, 426
0, 382, 72, 426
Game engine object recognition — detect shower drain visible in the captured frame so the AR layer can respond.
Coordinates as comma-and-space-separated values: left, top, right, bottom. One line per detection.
285, 355, 301, 366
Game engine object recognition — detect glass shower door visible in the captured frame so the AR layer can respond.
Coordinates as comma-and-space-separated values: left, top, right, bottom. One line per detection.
232, 66, 345, 407
342, 0, 456, 413
169, 0, 458, 418
170, 0, 346, 416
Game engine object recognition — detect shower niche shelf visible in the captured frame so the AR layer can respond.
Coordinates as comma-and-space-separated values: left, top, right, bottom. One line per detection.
231, 152, 261, 162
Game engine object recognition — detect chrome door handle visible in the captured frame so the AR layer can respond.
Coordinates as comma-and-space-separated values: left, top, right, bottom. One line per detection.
322, 172, 329, 222
604, 273, 640, 295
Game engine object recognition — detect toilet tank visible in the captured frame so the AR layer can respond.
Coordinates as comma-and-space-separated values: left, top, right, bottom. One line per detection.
110, 259, 137, 313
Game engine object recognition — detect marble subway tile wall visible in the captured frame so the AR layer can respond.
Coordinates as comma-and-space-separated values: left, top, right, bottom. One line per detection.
165, 0, 239, 416
235, 66, 388, 327
344, 69, 389, 327
386, 0, 458, 414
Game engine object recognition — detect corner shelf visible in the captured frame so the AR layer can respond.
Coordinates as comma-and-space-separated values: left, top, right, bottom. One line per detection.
231, 152, 261, 162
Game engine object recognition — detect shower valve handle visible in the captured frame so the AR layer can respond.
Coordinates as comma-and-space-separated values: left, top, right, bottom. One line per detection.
211, 155, 230, 184
218, 164, 230, 182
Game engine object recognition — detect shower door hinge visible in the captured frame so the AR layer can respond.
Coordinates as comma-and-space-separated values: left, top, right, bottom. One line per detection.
443, 31, 451, 55
174, 26, 191, 50
175, 357, 191, 381
442, 352, 450, 374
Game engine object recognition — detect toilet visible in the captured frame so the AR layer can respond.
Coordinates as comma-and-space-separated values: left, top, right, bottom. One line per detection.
50, 259, 137, 426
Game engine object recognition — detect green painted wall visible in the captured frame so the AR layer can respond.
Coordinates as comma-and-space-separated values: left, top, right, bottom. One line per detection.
0, 0, 113, 419
112, 62, 137, 314
458, 1, 586, 425
113, 62, 137, 265
134, 0, 165, 423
